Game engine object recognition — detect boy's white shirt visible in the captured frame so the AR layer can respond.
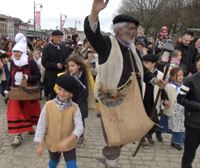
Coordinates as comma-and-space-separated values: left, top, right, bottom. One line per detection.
34, 103, 84, 143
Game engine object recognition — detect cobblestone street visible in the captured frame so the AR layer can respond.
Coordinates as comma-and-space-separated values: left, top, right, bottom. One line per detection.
0, 96, 200, 168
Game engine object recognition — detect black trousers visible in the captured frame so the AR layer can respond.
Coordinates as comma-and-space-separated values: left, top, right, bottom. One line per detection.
48, 80, 56, 100
48, 148, 76, 162
182, 126, 200, 168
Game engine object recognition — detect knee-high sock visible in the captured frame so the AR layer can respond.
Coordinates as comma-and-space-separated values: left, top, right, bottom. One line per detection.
66, 160, 77, 168
49, 160, 59, 168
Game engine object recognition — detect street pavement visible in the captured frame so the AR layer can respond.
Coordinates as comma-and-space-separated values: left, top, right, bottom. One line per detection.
0, 96, 200, 168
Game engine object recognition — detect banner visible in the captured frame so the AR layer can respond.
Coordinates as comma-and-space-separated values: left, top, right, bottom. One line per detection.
35, 11, 41, 30
60, 14, 67, 30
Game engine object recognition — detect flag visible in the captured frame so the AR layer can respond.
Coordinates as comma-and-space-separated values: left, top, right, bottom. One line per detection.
60, 14, 67, 30
35, 11, 41, 30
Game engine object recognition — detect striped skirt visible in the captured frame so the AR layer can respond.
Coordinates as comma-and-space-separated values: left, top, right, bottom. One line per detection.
7, 99, 41, 134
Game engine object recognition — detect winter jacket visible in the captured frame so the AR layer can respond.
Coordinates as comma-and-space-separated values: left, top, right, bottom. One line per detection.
177, 72, 200, 129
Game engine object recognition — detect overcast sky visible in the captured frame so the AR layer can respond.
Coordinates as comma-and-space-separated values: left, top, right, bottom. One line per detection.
0, 0, 122, 32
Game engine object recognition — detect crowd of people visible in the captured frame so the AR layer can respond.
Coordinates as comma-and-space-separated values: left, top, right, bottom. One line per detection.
0, 0, 200, 168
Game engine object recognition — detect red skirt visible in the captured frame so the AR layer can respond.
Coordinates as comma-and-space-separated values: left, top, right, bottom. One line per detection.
7, 99, 41, 134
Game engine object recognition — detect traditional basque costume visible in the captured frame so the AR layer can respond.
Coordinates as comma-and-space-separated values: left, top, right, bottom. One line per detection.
6, 56, 41, 134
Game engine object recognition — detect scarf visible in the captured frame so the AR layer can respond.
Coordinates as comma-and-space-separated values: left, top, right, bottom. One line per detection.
12, 53, 28, 67
169, 80, 182, 91
73, 71, 86, 89
53, 96, 72, 110
50, 41, 62, 50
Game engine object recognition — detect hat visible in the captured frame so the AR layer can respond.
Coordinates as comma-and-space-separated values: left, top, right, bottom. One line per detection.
113, 14, 139, 26
12, 42, 27, 53
159, 26, 169, 39
51, 30, 64, 36
56, 74, 80, 96
15, 33, 27, 44
161, 26, 168, 31
142, 54, 159, 62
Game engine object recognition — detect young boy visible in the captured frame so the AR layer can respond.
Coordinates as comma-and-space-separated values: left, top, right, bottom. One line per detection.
142, 54, 170, 147
34, 74, 84, 168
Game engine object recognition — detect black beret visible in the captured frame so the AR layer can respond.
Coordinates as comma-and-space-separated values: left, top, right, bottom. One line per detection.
51, 30, 64, 36
56, 74, 80, 96
113, 14, 139, 26
142, 54, 159, 62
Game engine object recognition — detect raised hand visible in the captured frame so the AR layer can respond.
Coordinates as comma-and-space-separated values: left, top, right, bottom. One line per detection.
92, 0, 109, 13
90, 0, 109, 22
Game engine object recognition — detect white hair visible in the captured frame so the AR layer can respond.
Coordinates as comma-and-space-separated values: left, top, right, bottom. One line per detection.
112, 22, 128, 35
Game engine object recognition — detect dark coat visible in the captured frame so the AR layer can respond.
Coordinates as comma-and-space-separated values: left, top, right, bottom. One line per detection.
84, 16, 154, 95
72, 71, 89, 119
42, 42, 70, 99
177, 72, 200, 129
42, 42, 70, 85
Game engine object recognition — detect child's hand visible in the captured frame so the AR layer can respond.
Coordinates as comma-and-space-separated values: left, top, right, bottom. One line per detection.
57, 139, 68, 152
0, 61, 3, 69
37, 143, 43, 156
57, 134, 77, 152
163, 100, 170, 108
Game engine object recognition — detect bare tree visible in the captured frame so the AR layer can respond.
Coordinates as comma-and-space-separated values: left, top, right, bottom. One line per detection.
117, 0, 200, 37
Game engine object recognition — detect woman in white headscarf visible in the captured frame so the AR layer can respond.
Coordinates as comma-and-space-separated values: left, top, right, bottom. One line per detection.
14, 33, 28, 54
4, 42, 41, 147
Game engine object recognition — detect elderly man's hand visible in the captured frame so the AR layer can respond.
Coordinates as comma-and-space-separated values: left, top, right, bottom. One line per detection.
154, 78, 167, 89
90, 0, 109, 22
92, 0, 109, 13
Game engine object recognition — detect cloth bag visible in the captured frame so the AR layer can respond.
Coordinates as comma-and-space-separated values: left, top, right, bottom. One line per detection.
99, 74, 154, 146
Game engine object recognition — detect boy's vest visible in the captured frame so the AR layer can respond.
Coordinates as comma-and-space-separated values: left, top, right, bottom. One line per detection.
94, 36, 145, 98
44, 100, 77, 152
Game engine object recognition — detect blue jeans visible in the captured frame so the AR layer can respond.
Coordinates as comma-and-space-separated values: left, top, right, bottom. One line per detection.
48, 148, 77, 168
172, 132, 185, 145
157, 114, 172, 133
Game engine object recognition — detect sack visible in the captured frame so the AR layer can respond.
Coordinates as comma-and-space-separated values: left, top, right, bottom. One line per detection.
99, 74, 154, 146
9, 78, 40, 100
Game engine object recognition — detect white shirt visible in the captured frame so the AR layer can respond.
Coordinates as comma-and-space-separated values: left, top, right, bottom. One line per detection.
34, 99, 84, 143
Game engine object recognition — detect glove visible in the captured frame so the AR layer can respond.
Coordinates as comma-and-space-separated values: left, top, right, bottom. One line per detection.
14, 72, 23, 85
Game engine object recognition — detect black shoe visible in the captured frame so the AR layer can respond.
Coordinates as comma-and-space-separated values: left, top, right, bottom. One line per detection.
1, 93, 5, 97
156, 132, 163, 142
171, 142, 182, 151
4, 98, 9, 104
97, 112, 101, 117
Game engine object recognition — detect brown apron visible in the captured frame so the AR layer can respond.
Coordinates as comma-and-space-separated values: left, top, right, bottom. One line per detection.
98, 73, 154, 147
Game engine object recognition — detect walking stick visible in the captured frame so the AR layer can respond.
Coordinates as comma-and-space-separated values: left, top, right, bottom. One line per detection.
132, 39, 174, 157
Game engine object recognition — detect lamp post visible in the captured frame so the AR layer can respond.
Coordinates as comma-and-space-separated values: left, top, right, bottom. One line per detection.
28, 19, 34, 30
74, 20, 81, 30
33, 1, 43, 32
60, 13, 67, 31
